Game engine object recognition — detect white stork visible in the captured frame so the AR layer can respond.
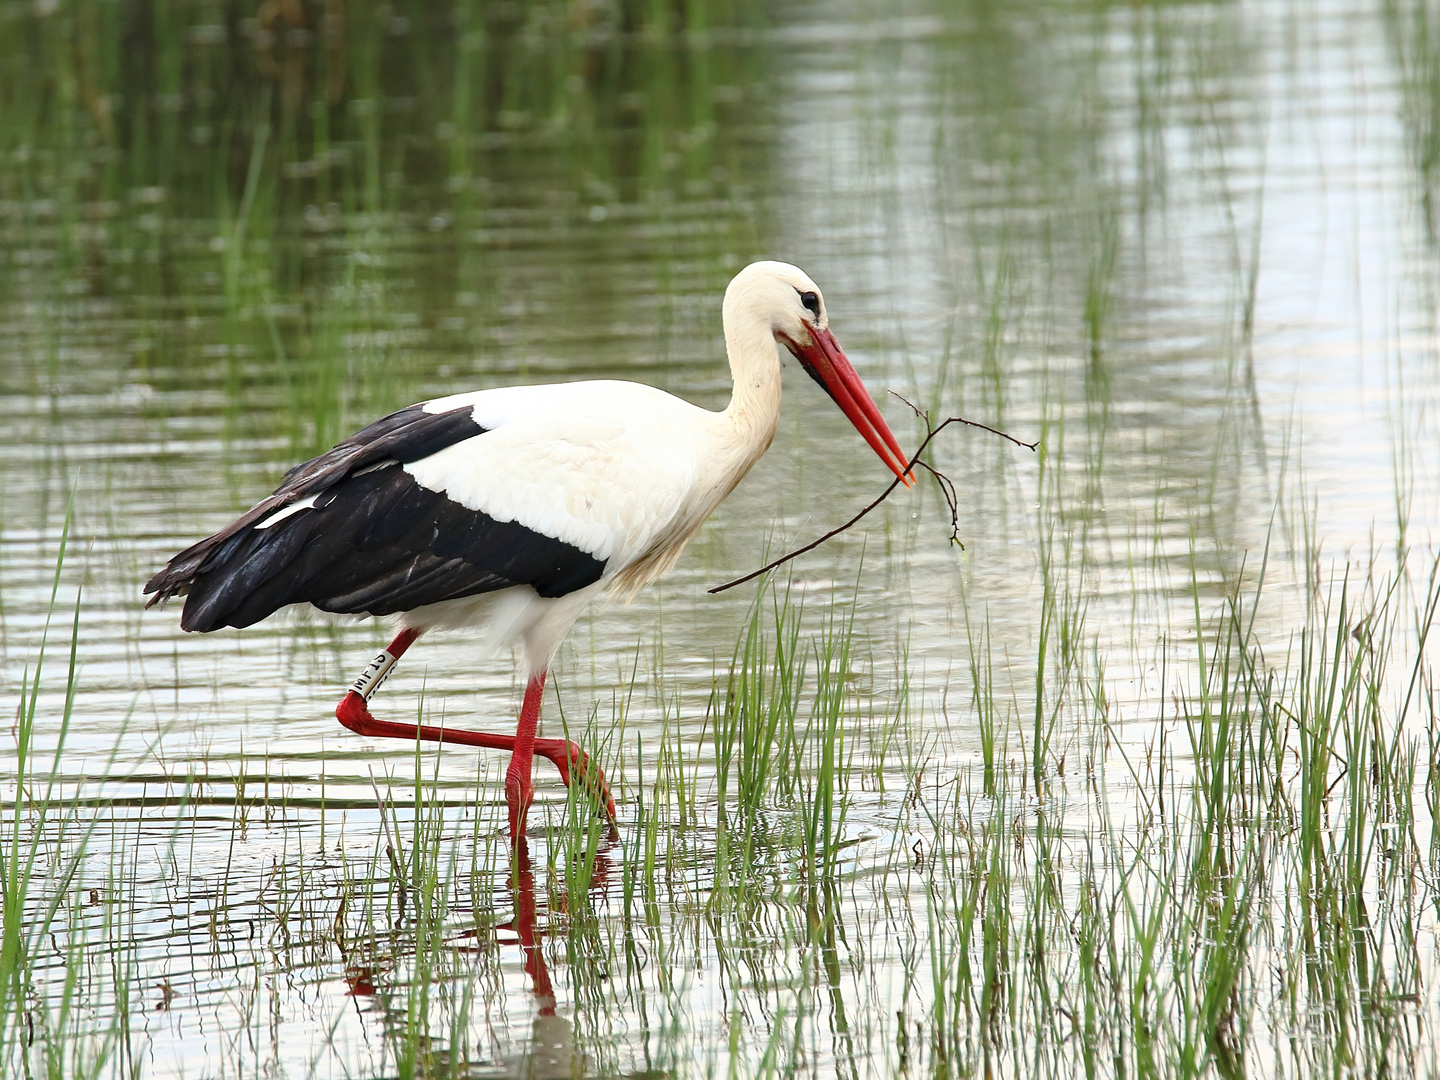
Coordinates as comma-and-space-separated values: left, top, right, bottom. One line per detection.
145, 261, 914, 842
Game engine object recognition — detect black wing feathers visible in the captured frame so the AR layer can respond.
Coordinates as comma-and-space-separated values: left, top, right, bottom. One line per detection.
145, 404, 482, 602
276, 404, 485, 489
145, 403, 608, 632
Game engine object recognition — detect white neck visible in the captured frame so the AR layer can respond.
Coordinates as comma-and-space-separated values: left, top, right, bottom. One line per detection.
718, 290, 784, 467
608, 264, 809, 594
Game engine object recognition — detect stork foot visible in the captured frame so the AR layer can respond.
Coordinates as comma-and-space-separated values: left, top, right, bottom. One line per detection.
534, 738, 618, 825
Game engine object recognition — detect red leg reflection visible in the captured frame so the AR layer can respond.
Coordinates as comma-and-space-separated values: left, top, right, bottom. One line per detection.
503, 838, 555, 1014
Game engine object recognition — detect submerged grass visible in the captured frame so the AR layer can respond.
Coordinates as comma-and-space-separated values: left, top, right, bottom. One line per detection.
0, 516, 132, 1079
904, 556, 1440, 1077
4, 489, 1439, 1077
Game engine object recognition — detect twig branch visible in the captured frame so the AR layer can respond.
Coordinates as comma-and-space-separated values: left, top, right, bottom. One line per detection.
708, 401, 1037, 594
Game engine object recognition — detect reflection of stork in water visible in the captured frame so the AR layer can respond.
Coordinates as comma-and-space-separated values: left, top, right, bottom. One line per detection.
463, 838, 609, 1075
340, 836, 608, 1075
493, 838, 590, 1078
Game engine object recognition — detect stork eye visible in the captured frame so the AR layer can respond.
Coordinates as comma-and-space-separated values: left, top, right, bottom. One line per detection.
799, 291, 820, 317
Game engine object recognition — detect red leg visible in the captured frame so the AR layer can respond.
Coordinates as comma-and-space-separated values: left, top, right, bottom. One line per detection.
335, 632, 617, 835
505, 672, 546, 840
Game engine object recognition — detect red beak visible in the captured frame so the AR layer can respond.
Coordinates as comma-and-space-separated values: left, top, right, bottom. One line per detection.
784, 327, 915, 487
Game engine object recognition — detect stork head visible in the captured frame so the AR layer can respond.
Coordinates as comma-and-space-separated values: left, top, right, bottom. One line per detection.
724, 261, 914, 487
